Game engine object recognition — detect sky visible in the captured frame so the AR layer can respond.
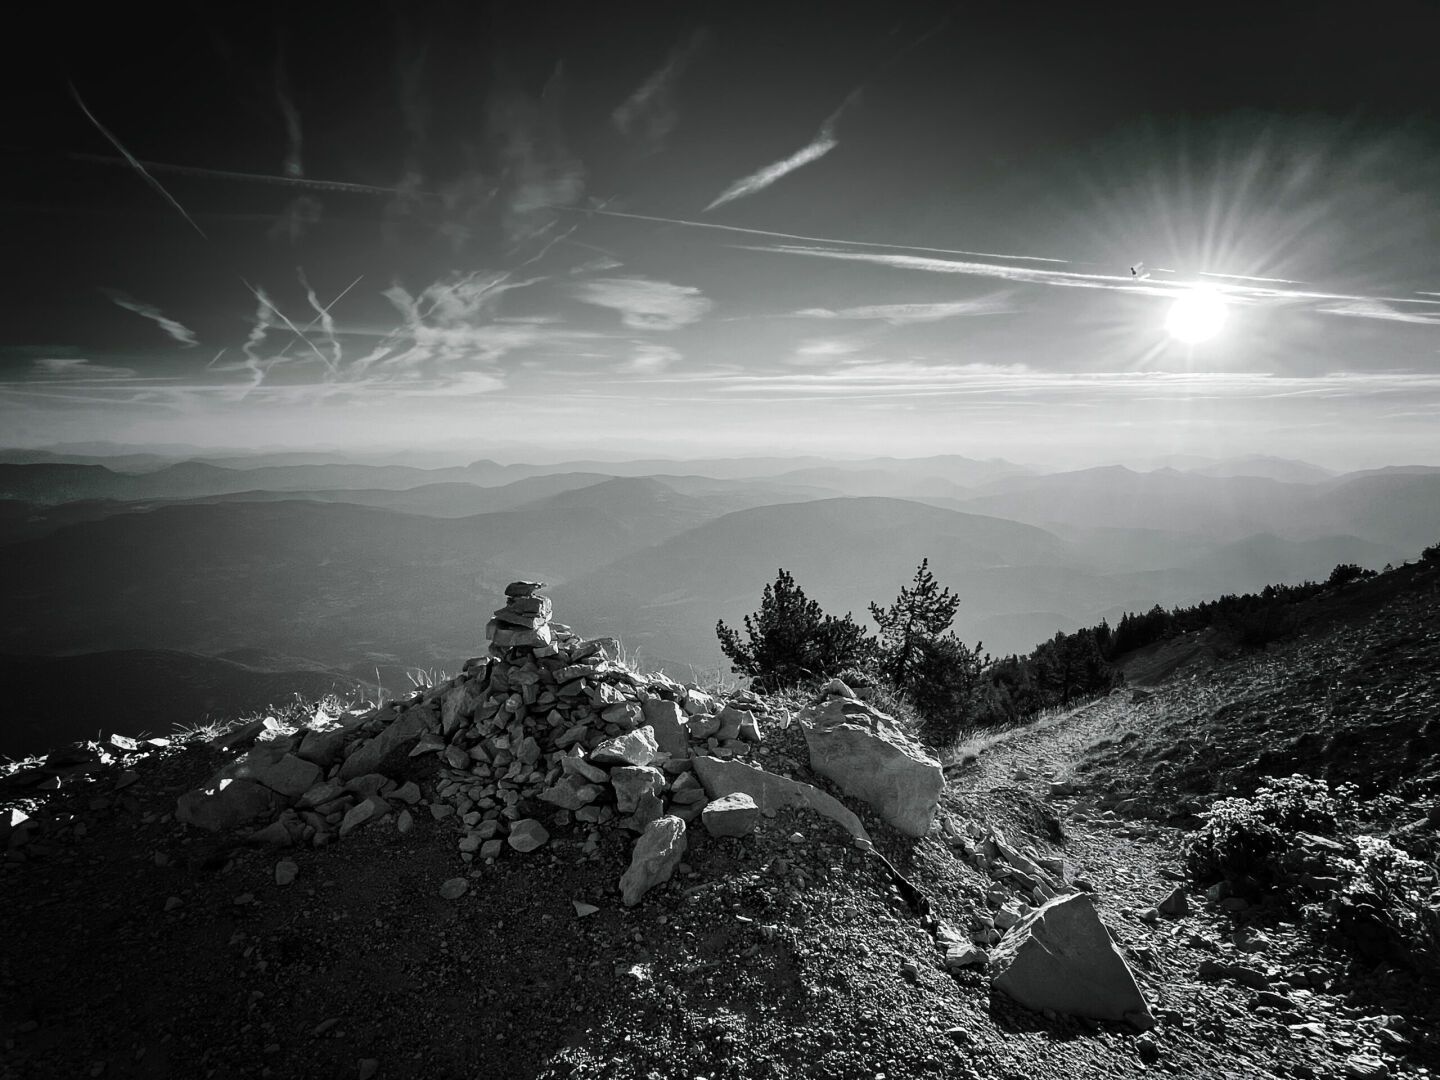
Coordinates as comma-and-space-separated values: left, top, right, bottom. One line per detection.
4, 1, 1440, 469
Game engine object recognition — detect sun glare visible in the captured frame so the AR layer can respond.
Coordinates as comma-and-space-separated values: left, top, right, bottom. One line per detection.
1165, 288, 1228, 344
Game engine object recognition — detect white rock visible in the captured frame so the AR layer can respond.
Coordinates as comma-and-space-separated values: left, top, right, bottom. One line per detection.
800, 698, 943, 837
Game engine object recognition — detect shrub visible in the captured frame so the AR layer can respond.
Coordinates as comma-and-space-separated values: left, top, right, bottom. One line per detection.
1183, 774, 1339, 886
1423, 541, 1440, 563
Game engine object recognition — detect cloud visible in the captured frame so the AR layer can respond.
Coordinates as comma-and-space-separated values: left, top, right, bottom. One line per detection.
612, 29, 707, 154
743, 243, 1440, 325
574, 277, 712, 330
30, 357, 137, 379
706, 99, 852, 212
787, 338, 863, 365
792, 296, 1015, 324
103, 290, 198, 346
1314, 299, 1440, 325
619, 344, 682, 375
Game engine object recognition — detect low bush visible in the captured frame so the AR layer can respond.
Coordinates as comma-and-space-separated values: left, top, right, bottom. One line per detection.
1183, 775, 1439, 968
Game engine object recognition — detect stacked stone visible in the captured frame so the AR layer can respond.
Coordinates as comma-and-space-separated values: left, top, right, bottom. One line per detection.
485, 581, 559, 654
174, 581, 773, 903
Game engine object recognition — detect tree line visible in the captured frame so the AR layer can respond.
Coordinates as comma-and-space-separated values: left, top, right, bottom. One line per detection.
715, 551, 1432, 748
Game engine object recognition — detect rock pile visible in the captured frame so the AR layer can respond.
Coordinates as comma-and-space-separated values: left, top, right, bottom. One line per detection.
175, 582, 778, 904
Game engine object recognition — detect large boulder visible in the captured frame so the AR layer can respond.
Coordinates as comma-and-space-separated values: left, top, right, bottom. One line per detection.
801, 698, 943, 837
176, 778, 286, 832
989, 893, 1156, 1030
339, 707, 430, 781
691, 756, 869, 842
620, 815, 687, 906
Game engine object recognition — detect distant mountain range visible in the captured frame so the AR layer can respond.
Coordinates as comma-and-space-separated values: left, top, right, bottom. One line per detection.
1, 450, 1434, 755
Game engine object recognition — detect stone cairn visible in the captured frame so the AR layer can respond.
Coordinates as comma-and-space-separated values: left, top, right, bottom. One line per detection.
176, 581, 772, 905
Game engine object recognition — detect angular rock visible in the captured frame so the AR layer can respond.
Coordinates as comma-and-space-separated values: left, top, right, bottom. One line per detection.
339, 708, 428, 781
440, 679, 485, 738
686, 713, 721, 740
590, 726, 660, 768
620, 815, 687, 906
245, 820, 296, 847
504, 580, 546, 597
641, 699, 689, 758
691, 756, 869, 841
538, 775, 603, 811
274, 860, 299, 886
801, 698, 943, 837
701, 792, 760, 838
338, 796, 390, 838
507, 818, 550, 853
1158, 886, 1189, 918
230, 750, 322, 800
714, 704, 752, 742
945, 943, 989, 969
611, 766, 666, 813
176, 778, 285, 832
989, 893, 1155, 1029
296, 727, 348, 768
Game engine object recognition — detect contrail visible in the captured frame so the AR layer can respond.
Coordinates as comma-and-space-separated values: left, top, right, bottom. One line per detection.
240, 278, 334, 374
68, 84, 208, 239
553, 203, 1072, 264
274, 274, 364, 361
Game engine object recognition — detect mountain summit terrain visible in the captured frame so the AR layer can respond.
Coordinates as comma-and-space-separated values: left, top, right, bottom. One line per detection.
1, 558, 1436, 1080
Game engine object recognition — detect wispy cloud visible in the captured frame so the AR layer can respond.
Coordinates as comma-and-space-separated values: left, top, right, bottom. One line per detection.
619, 344, 682, 374
743, 243, 1440, 325
787, 338, 863, 365
792, 296, 1015, 324
31, 357, 137, 380
705, 91, 857, 212
1314, 299, 1440, 325
638, 359, 1440, 404
574, 276, 712, 330
613, 29, 707, 155
102, 290, 198, 346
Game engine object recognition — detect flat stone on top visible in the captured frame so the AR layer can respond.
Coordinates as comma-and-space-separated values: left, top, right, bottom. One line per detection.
504, 581, 546, 597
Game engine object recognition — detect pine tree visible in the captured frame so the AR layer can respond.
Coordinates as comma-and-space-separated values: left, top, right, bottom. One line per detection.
716, 569, 873, 689
869, 558, 961, 687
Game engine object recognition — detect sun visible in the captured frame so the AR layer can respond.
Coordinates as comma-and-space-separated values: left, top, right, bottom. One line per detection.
1165, 288, 1228, 344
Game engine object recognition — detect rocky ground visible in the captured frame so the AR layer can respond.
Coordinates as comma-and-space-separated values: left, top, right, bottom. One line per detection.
2, 568, 1437, 1080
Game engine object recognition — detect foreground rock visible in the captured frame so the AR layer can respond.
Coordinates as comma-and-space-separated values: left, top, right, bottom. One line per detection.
620, 815, 687, 906
801, 697, 943, 836
989, 893, 1156, 1030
